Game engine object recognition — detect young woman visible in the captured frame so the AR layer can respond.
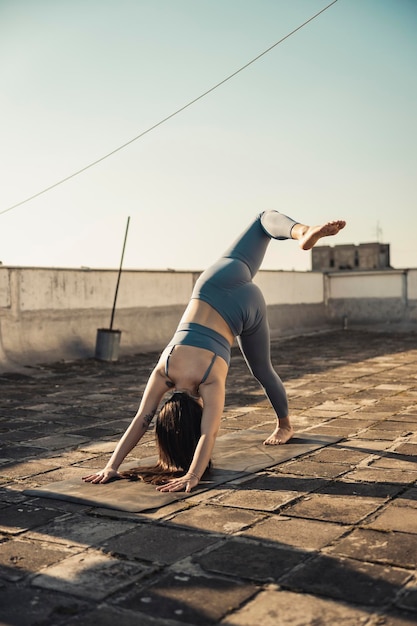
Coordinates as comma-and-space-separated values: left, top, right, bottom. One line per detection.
83, 210, 345, 493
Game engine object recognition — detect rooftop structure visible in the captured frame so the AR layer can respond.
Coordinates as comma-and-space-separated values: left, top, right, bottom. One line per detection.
312, 242, 391, 271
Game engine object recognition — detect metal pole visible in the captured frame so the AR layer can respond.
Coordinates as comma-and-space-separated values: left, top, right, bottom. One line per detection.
109, 216, 130, 330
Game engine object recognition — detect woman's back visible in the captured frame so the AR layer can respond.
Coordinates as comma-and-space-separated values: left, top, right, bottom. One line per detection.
179, 299, 234, 344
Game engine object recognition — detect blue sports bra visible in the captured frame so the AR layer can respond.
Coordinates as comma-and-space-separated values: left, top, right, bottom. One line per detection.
164, 322, 231, 387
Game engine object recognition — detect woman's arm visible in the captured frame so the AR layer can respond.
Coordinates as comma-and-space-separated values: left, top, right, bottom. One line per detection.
156, 377, 225, 493
83, 367, 168, 484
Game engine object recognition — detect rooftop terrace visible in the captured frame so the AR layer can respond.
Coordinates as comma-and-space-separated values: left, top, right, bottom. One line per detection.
1, 328, 416, 625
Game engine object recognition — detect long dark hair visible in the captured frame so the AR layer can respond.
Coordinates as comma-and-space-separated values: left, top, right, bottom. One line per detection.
120, 392, 211, 484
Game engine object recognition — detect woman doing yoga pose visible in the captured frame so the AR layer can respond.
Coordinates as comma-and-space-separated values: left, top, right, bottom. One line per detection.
83, 210, 345, 493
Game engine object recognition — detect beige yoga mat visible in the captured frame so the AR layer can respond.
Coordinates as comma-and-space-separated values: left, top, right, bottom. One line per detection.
24, 431, 340, 513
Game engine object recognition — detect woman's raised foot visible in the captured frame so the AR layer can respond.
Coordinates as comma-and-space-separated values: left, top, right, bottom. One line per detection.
299, 220, 346, 250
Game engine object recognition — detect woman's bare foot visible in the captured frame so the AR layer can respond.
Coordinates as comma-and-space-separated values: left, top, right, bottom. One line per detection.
263, 423, 294, 445
298, 220, 346, 250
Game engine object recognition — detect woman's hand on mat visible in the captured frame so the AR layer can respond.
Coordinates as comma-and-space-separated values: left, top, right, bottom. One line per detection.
82, 468, 120, 484
156, 472, 199, 493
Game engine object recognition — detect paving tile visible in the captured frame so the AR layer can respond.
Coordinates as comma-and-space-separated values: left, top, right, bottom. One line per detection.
194, 536, 306, 582
1, 429, 44, 442
207, 486, 301, 512
342, 438, 394, 452
305, 426, 352, 437
53, 448, 105, 464
276, 459, 348, 478
0, 455, 18, 464
370, 421, 417, 433
282, 553, 411, 606
0, 582, 90, 626
0, 503, 64, 535
309, 446, 373, 464
26, 496, 90, 514
394, 443, 417, 456
371, 403, 411, 413
326, 417, 378, 430
132, 499, 191, 520
75, 606, 186, 626
365, 505, 417, 534
69, 426, 120, 439
0, 459, 62, 480
354, 409, 394, 419
371, 457, 417, 471
284, 493, 383, 524
319, 479, 401, 499
103, 522, 220, 565
26, 512, 137, 547
358, 430, 406, 441
233, 472, 332, 496
388, 415, 417, 424
27, 433, 89, 450
375, 384, 413, 392
327, 528, 417, 568
0, 445, 48, 460
342, 467, 417, 484
221, 587, 372, 626
78, 440, 121, 454
0, 409, 45, 421
168, 503, 264, 534
354, 407, 396, 416
313, 401, 362, 412
395, 488, 417, 509
101, 418, 138, 432
401, 402, 417, 415
0, 538, 73, 581
32, 550, 150, 600
289, 415, 325, 430
209, 473, 321, 512
369, 611, 417, 625
220, 411, 269, 430
396, 579, 417, 613
23, 465, 87, 486
24, 402, 63, 412
115, 571, 257, 625
0, 485, 29, 504
241, 515, 349, 551
74, 452, 122, 469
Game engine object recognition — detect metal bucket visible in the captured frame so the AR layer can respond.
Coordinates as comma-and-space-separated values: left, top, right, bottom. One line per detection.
95, 328, 121, 361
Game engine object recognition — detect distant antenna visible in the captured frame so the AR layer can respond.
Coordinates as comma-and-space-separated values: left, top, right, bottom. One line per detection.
376, 221, 383, 242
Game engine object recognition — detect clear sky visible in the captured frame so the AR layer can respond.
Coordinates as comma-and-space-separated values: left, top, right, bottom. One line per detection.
1, 0, 416, 272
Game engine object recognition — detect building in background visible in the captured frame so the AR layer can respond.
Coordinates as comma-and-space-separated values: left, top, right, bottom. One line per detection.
312, 243, 391, 271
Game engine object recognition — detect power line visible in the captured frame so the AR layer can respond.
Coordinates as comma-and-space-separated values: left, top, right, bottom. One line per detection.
0, 0, 339, 217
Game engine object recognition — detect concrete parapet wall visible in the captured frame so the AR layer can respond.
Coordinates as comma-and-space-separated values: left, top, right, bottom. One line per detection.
0, 267, 194, 367
408, 269, 417, 299
326, 270, 406, 299
3, 267, 193, 311
327, 298, 409, 325
254, 271, 324, 304
325, 269, 417, 326
0, 266, 416, 369
267, 303, 327, 338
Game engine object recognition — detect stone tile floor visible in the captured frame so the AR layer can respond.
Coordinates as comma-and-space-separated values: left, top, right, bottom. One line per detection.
0, 329, 416, 626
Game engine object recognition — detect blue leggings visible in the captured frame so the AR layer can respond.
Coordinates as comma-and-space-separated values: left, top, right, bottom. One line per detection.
191, 210, 298, 419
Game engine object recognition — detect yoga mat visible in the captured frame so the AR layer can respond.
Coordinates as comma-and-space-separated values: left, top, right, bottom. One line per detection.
24, 431, 340, 513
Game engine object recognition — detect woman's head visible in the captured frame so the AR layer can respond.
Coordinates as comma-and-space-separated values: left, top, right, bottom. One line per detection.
156, 391, 205, 472
120, 391, 210, 484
